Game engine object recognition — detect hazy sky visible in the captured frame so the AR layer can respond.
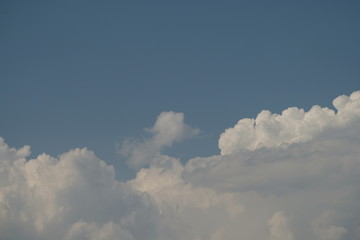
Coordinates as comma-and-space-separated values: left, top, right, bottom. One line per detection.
1, 2, 360, 239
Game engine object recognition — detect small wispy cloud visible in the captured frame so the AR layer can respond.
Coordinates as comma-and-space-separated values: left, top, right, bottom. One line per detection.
119, 111, 199, 169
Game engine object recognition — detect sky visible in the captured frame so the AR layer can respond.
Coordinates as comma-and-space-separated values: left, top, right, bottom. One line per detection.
1, 1, 360, 239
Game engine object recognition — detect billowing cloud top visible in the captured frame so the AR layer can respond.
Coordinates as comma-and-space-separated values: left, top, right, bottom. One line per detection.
219, 91, 360, 155
1, 91, 360, 240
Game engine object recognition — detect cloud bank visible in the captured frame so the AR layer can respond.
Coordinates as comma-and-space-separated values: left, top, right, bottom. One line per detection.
1, 91, 360, 239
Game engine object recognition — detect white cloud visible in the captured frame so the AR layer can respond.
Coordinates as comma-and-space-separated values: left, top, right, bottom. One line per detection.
218, 91, 360, 155
0, 140, 183, 240
1, 90, 360, 239
120, 111, 199, 169
129, 155, 244, 239
182, 91, 360, 239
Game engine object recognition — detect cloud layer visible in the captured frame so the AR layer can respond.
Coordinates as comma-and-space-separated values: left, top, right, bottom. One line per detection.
1, 91, 360, 239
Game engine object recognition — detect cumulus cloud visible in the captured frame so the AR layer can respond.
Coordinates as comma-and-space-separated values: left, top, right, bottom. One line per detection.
218, 91, 360, 155
1, 90, 360, 239
129, 156, 244, 239
120, 111, 199, 169
183, 91, 360, 239
0, 139, 183, 240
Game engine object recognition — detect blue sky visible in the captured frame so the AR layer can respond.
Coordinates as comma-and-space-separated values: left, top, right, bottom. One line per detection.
1, 1, 360, 179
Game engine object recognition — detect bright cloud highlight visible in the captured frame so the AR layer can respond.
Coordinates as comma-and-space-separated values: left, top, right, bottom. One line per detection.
219, 91, 360, 155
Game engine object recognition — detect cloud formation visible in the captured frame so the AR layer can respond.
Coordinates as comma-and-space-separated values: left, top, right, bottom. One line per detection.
120, 111, 199, 169
268, 212, 294, 240
1, 91, 360, 239
0, 141, 169, 240
219, 91, 360, 154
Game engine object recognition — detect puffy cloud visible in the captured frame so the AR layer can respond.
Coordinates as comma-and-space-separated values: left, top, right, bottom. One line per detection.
120, 111, 199, 169
129, 155, 244, 239
183, 91, 360, 239
1, 90, 360, 239
0, 139, 183, 240
218, 91, 360, 155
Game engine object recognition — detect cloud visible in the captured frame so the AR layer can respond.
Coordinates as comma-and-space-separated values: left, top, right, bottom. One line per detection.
120, 111, 199, 169
312, 211, 347, 240
183, 91, 360, 239
1, 90, 360, 239
65, 221, 134, 240
218, 91, 360, 155
129, 156, 244, 239
268, 212, 294, 240
0, 139, 183, 240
